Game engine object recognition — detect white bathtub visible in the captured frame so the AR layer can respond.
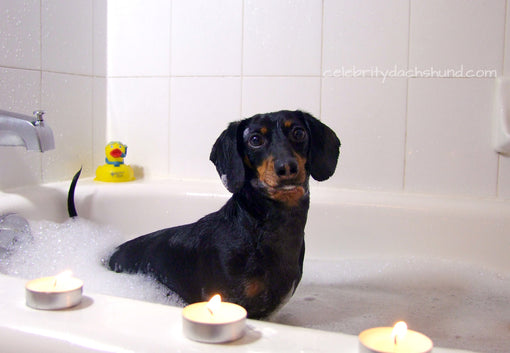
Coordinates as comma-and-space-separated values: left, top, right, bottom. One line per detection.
1, 178, 508, 353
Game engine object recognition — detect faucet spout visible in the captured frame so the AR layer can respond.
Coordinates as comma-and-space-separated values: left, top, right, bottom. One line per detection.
0, 110, 55, 152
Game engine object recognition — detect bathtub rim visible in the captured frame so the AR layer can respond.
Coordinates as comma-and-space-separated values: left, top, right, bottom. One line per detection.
1, 177, 509, 273
0, 273, 480, 353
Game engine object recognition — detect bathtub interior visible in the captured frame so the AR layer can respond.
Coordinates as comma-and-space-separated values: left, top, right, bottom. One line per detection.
1, 178, 509, 353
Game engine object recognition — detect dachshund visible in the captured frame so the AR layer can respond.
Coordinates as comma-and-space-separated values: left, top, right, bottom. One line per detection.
107, 110, 340, 318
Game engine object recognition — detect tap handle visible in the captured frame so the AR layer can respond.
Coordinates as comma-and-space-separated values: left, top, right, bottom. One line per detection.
33, 110, 45, 125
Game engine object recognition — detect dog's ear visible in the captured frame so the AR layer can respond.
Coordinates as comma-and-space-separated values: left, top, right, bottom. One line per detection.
301, 111, 341, 181
210, 121, 245, 193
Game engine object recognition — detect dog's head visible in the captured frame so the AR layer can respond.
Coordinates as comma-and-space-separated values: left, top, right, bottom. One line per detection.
210, 110, 340, 206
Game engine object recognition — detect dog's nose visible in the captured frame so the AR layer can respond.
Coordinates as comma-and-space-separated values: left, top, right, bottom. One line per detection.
275, 158, 299, 179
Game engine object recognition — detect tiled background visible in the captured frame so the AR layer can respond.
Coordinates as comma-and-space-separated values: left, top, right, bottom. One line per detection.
1, 0, 510, 200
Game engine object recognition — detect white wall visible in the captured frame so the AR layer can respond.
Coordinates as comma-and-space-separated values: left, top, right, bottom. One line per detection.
0, 0, 106, 188
1, 0, 510, 200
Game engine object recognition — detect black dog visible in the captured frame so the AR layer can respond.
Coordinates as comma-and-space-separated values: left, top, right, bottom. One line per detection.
108, 110, 340, 318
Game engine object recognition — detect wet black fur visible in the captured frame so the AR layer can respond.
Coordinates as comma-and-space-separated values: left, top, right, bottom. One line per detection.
107, 110, 340, 318
68, 167, 82, 218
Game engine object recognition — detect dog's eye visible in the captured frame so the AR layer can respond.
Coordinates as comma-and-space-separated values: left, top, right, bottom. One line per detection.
248, 133, 266, 148
291, 127, 307, 142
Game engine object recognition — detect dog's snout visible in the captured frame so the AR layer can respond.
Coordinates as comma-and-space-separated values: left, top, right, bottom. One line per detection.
275, 158, 299, 179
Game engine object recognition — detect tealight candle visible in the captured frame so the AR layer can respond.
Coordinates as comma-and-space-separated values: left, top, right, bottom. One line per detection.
359, 321, 433, 353
25, 271, 83, 310
182, 294, 247, 343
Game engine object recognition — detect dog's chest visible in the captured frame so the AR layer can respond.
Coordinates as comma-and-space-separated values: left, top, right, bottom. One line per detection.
258, 211, 306, 255
244, 227, 304, 292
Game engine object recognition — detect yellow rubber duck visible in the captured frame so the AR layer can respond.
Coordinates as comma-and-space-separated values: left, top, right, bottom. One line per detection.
95, 141, 135, 182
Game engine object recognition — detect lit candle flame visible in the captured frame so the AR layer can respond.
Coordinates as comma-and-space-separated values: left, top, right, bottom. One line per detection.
53, 270, 73, 288
206, 294, 222, 316
392, 321, 408, 345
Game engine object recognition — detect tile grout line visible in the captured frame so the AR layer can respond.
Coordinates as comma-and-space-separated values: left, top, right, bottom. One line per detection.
240, 0, 245, 117
39, 0, 45, 183
495, 0, 509, 198
402, 0, 413, 192
167, 0, 173, 177
318, 0, 325, 119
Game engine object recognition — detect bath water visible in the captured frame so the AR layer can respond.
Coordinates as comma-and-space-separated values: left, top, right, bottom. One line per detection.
273, 259, 510, 353
0, 218, 508, 353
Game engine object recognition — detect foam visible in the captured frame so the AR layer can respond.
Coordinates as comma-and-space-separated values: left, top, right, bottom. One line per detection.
0, 218, 184, 306
1, 218, 508, 353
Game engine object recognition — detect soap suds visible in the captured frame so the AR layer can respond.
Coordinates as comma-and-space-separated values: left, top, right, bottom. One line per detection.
0, 218, 184, 306
1, 218, 508, 353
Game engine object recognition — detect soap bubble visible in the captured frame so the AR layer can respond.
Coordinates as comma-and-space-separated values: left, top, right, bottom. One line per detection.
0, 217, 184, 306
1, 217, 509, 352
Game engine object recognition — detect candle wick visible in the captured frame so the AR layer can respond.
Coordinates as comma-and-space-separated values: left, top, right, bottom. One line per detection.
53, 278, 57, 288
207, 307, 214, 316
394, 335, 397, 345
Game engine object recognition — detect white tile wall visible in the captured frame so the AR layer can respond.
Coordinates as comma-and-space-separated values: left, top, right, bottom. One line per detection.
0, 67, 40, 113
41, 72, 94, 181
169, 77, 241, 180
42, 0, 94, 75
0, 0, 40, 70
243, 0, 322, 76
406, 78, 498, 197
0, 0, 104, 187
1, 0, 510, 202
505, 0, 510, 76
107, 77, 170, 178
171, 0, 242, 76
409, 0, 505, 76
106, 0, 171, 77
93, 77, 107, 168
499, 0, 510, 199
323, 0, 409, 75
242, 77, 321, 118
93, 0, 107, 77
0, 67, 42, 188
322, 78, 408, 191
499, 158, 510, 198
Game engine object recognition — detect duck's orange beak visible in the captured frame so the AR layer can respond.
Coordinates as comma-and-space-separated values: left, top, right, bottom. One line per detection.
110, 148, 123, 158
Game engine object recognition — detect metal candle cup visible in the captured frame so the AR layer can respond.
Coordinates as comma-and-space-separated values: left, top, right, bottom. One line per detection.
25, 272, 83, 310
359, 322, 433, 353
182, 295, 247, 343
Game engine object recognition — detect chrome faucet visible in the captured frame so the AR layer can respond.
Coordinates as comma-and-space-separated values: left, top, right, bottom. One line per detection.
0, 110, 55, 152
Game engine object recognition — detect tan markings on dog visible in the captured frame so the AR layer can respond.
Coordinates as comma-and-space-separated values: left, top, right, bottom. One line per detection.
284, 120, 292, 128
266, 153, 308, 207
244, 278, 266, 298
257, 156, 279, 187
269, 187, 306, 207
260, 126, 268, 135
255, 152, 309, 206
